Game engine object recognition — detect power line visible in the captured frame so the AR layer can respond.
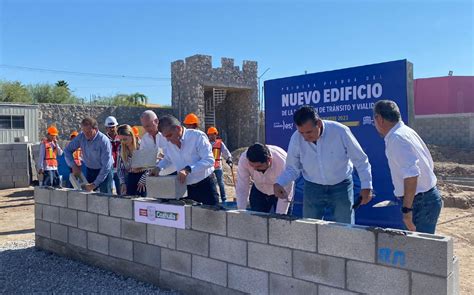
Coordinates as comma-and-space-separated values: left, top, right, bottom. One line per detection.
0, 64, 171, 81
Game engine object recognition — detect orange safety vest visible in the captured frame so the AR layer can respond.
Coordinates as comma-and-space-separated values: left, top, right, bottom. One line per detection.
212, 139, 222, 169
43, 139, 58, 168
73, 148, 82, 166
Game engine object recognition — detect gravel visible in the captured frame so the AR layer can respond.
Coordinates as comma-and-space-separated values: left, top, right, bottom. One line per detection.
0, 239, 180, 294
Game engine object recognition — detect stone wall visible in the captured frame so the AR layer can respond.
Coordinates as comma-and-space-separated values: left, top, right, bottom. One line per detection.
38, 104, 175, 141
414, 113, 474, 148
172, 55, 258, 151
35, 187, 459, 295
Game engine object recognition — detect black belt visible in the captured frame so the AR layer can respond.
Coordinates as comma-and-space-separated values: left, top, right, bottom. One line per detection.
415, 186, 436, 197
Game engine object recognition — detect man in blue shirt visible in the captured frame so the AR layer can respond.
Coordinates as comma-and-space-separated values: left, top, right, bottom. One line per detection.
64, 117, 114, 193
274, 106, 373, 224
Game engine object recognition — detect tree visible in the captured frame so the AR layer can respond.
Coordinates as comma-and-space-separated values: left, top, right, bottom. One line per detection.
128, 92, 148, 105
29, 84, 53, 103
0, 81, 32, 103
55, 80, 69, 89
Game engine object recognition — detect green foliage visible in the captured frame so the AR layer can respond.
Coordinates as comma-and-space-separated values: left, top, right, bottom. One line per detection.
0, 81, 32, 103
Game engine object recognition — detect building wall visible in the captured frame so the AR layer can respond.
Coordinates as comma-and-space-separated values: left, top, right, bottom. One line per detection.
414, 113, 474, 148
35, 187, 458, 295
0, 104, 39, 143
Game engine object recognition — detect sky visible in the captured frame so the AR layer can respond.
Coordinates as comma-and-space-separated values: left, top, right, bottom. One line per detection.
0, 0, 473, 105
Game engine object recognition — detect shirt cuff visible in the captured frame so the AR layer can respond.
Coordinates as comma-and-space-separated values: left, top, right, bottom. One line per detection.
360, 180, 373, 190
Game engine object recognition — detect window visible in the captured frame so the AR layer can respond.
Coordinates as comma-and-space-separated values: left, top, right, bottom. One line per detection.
0, 115, 25, 129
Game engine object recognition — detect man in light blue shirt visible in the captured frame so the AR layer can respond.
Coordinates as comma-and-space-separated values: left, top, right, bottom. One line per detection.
274, 106, 373, 223
64, 117, 114, 193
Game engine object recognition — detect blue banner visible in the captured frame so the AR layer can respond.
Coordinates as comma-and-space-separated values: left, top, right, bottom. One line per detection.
264, 60, 412, 228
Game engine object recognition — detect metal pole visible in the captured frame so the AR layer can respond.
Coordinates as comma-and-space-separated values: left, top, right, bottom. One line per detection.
257, 68, 270, 143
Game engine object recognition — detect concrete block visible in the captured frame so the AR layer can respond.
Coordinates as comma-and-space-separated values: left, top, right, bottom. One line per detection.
293, 250, 345, 288
43, 205, 59, 223
210, 235, 247, 265
248, 242, 292, 275
146, 175, 187, 199
67, 190, 88, 211
133, 242, 160, 269
377, 231, 453, 276
109, 237, 133, 261
51, 189, 67, 207
147, 224, 176, 249
318, 223, 375, 262
227, 211, 268, 243
192, 206, 226, 235
161, 248, 192, 276
177, 229, 209, 256
87, 194, 109, 215
12, 175, 29, 181
78, 211, 98, 232
50, 223, 68, 243
121, 219, 146, 242
453, 256, 459, 295
319, 285, 358, 295
192, 255, 227, 287
109, 197, 133, 219
269, 218, 317, 252
34, 186, 51, 204
269, 274, 317, 295
88, 232, 109, 255
1, 176, 12, 182
35, 204, 43, 220
35, 219, 50, 238
59, 208, 77, 227
411, 271, 453, 295
14, 180, 30, 188
98, 215, 121, 237
347, 260, 409, 295
68, 227, 87, 249
228, 264, 268, 295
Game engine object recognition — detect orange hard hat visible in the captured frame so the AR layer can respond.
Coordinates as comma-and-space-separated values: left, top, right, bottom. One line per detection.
70, 131, 79, 138
132, 126, 140, 137
47, 126, 59, 136
207, 127, 218, 135
183, 113, 200, 125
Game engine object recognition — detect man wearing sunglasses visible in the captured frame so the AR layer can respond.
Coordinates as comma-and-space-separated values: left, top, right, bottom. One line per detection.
151, 115, 219, 205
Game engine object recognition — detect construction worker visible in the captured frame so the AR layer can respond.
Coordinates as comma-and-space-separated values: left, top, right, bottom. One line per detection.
104, 116, 121, 194
274, 105, 373, 224
38, 126, 63, 187
373, 100, 442, 233
64, 117, 114, 193
151, 115, 219, 206
236, 143, 294, 214
183, 113, 200, 129
207, 127, 232, 203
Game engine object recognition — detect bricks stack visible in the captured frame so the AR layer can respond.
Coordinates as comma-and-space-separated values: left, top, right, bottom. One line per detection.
35, 187, 459, 295
0, 143, 30, 189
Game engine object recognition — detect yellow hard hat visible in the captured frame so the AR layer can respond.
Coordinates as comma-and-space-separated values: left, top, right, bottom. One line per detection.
47, 126, 59, 136
183, 113, 200, 125
207, 127, 218, 135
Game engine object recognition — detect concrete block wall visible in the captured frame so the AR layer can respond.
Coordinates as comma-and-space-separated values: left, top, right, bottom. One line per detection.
35, 187, 459, 295
0, 143, 31, 188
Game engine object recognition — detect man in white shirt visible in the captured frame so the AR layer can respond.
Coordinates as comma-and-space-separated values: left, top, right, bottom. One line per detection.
151, 115, 219, 205
373, 100, 442, 233
237, 143, 294, 214
274, 106, 373, 223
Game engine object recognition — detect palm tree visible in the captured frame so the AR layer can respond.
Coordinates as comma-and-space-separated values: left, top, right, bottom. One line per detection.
55, 80, 69, 89
128, 92, 148, 105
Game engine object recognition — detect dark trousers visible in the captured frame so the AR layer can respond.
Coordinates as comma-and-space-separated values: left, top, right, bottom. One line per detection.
86, 167, 113, 194
113, 172, 121, 195
43, 170, 61, 188
187, 174, 219, 206
249, 185, 278, 213
125, 172, 145, 197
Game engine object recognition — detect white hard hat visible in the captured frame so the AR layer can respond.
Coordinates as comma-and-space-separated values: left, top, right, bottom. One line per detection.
104, 116, 118, 127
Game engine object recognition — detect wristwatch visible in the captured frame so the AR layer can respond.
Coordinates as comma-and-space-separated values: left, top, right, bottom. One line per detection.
401, 207, 413, 214
184, 166, 192, 174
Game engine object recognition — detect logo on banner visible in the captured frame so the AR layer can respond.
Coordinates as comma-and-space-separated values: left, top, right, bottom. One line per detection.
139, 206, 179, 221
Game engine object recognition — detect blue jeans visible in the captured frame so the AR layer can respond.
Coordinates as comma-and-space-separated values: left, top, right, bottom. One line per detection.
86, 167, 113, 194
214, 169, 226, 202
408, 187, 443, 234
303, 177, 354, 224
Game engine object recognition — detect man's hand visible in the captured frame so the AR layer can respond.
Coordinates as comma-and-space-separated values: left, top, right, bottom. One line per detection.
84, 183, 96, 192
72, 165, 81, 177
177, 168, 189, 184
131, 167, 145, 173
120, 183, 127, 195
273, 183, 288, 199
359, 189, 373, 205
149, 167, 161, 176
403, 212, 416, 231
137, 182, 146, 193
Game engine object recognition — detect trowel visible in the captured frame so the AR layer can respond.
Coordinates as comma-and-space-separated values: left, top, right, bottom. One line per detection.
352, 197, 398, 210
